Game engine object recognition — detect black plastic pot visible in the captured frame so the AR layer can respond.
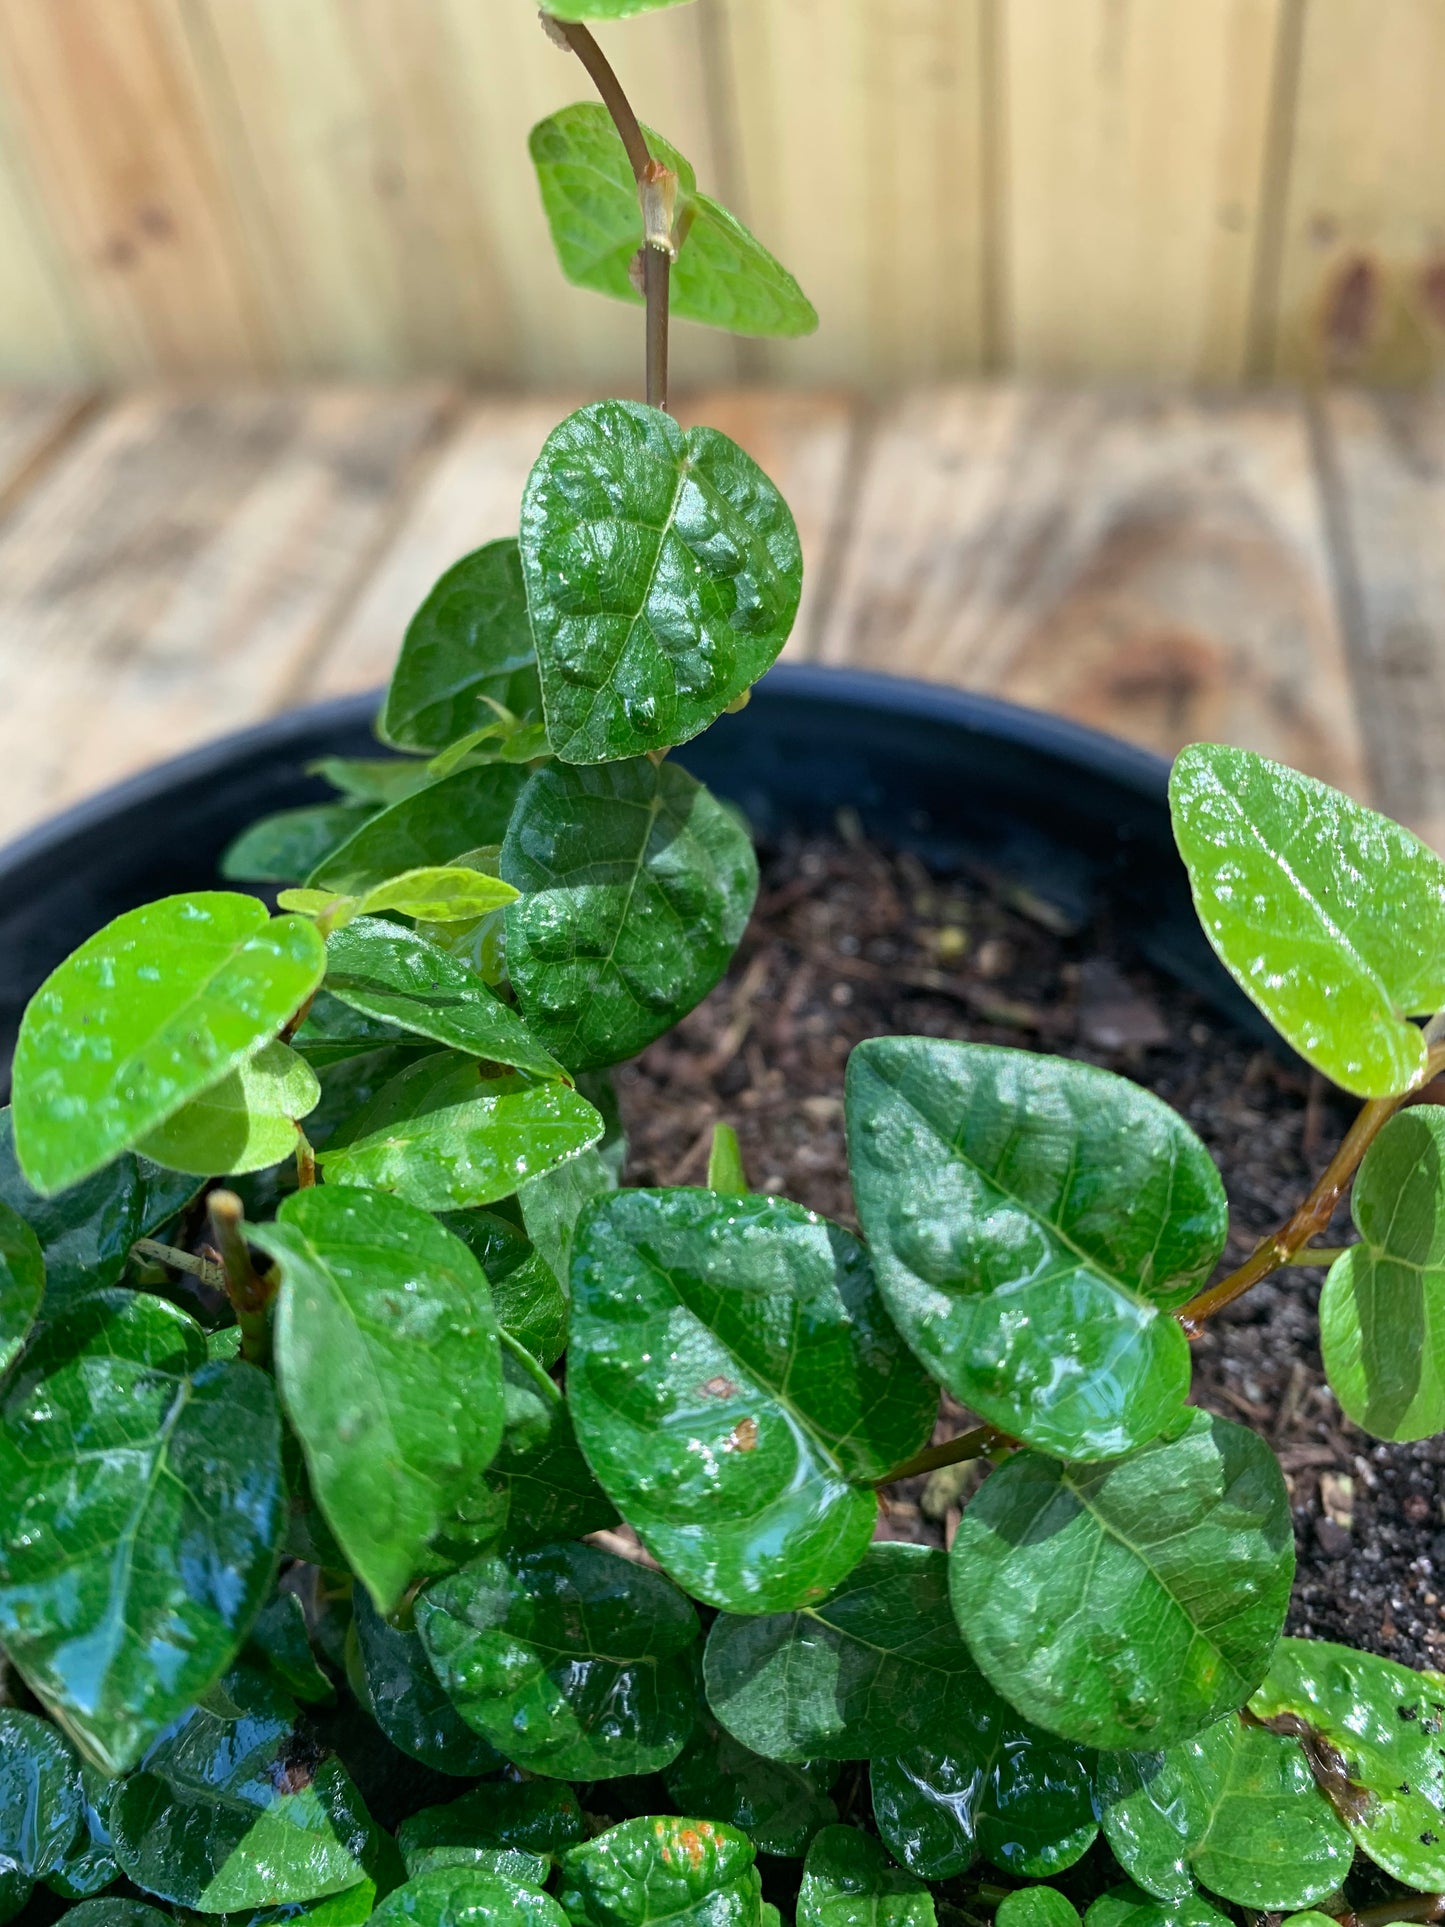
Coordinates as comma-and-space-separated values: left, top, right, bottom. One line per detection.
0, 664, 1262, 1095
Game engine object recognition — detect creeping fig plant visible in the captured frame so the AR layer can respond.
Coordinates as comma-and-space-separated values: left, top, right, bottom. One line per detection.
5, 5, 1445, 1924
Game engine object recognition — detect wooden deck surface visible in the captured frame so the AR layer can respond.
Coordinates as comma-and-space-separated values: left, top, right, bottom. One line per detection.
0, 384, 1438, 850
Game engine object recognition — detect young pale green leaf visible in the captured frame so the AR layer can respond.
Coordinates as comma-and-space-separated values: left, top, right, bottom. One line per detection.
0, 1292, 284, 1773
704, 1543, 985, 1763
348, 1591, 501, 1777
558, 1815, 761, 1927
355, 868, 518, 924
1085, 1887, 1230, 1927
311, 757, 437, 807
373, 1868, 566, 1927
416, 1540, 698, 1780
520, 401, 801, 762
997, 1892, 1082, 1927
135, 1040, 320, 1178
569, 1189, 935, 1612
1096, 1713, 1352, 1910
538, 0, 697, 18
1248, 1636, 1445, 1888
796, 1826, 934, 1927
664, 1714, 837, 1859
1320, 1106, 1445, 1440
950, 1410, 1294, 1752
324, 919, 565, 1083
109, 1668, 375, 1912
707, 1122, 748, 1194
244, 1590, 333, 1705
221, 804, 371, 885
519, 1143, 616, 1286
1170, 743, 1445, 1097
846, 1038, 1222, 1459
12, 894, 326, 1196
0, 1708, 83, 1879
380, 540, 542, 755
310, 765, 526, 896
0, 1198, 43, 1374
502, 758, 758, 1070
316, 1052, 604, 1211
253, 1186, 505, 1614
397, 1781, 583, 1886
529, 105, 815, 340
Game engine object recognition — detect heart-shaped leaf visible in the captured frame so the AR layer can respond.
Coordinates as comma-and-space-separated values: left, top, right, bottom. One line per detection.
797, 1827, 934, 1927
1170, 743, 1445, 1097
222, 804, 372, 885
12, 894, 326, 1196
254, 1186, 505, 1613
998, 1892, 1082, 1927
502, 758, 758, 1070
0, 1708, 83, 1880
704, 1543, 985, 1763
558, 1816, 762, 1927
136, 1040, 319, 1178
0, 1199, 43, 1375
397, 1781, 583, 1885
950, 1410, 1294, 1752
530, 106, 815, 340
664, 1713, 837, 1858
311, 766, 526, 895
569, 1189, 935, 1611
416, 1540, 698, 1780
373, 1868, 566, 1927
316, 1052, 604, 1211
846, 1039, 1222, 1460
0, 1292, 284, 1773
1085, 1887, 1230, 1927
348, 1590, 501, 1777
1096, 1712, 1353, 1909
520, 401, 801, 762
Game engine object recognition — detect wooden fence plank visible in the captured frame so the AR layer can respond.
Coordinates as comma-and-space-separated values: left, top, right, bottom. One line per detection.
0, 392, 94, 518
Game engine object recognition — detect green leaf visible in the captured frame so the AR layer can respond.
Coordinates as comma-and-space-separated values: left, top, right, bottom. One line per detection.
520, 401, 801, 762
1248, 1635, 1445, 1889
372, 1868, 567, 1927
253, 1186, 505, 1613
47, 1762, 120, 1899
348, 1591, 501, 1777
707, 1122, 747, 1194
846, 1038, 1222, 1460
0, 1708, 83, 1879
796, 1826, 934, 1927
396, 1781, 583, 1885
136, 1040, 320, 1178
518, 1144, 616, 1285
502, 758, 758, 1070
355, 868, 518, 923
1084, 1887, 1230, 1927
1170, 743, 1445, 1097
488, 1249, 569, 1367
0, 1869, 28, 1926
311, 765, 526, 895
292, 993, 418, 1069
664, 1714, 837, 1858
311, 757, 436, 807
997, 1892, 1082, 1927
222, 805, 370, 885
1095, 1712, 1353, 1910
569, 1189, 935, 1612
416, 1540, 699, 1780
12, 894, 326, 1197
317, 1051, 604, 1211
704, 1543, 985, 1763
529, 105, 815, 340
557, 1816, 761, 1927
0, 1292, 284, 1773
950, 1409, 1293, 1752
57, 1905, 174, 1927
537, 0, 697, 18
0, 1197, 43, 1374
109, 1668, 375, 1912
1320, 1105, 1445, 1440
324, 919, 565, 1083
244, 1591, 333, 1706
381, 541, 542, 755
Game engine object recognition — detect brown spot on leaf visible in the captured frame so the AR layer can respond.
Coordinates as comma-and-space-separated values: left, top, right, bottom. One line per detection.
726, 1416, 759, 1453
700, 1376, 740, 1400
676, 1828, 706, 1872
1259, 1711, 1373, 1825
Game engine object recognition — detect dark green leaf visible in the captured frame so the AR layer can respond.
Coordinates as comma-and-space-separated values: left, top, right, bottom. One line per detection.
0, 1870, 28, 1926
46, 1762, 119, 1899
245, 1592, 333, 1706
310, 758, 436, 807
293, 994, 418, 1070
558, 1816, 761, 1927
136, 1041, 319, 1178
254, 1186, 505, 1613
664, 1713, 837, 1858
846, 1039, 1222, 1459
519, 1145, 616, 1286
348, 1591, 500, 1777
796, 1826, 933, 1927
381, 541, 542, 755
12, 894, 326, 1196
487, 1250, 568, 1368
310, 766, 526, 896
1170, 743, 1445, 1097
416, 1541, 698, 1780
520, 401, 801, 762
0, 1708, 83, 1878
502, 758, 758, 1070
396, 1781, 583, 1884
467, 1331, 617, 1555
996, 1892, 1081, 1927
0, 1197, 43, 1374
704, 1543, 985, 1763
56, 1905, 174, 1927
570, 1189, 935, 1611
1096, 1712, 1352, 1909
950, 1410, 1293, 1752
372, 1868, 566, 1927
0, 1292, 284, 1773
1084, 1888, 1230, 1927
222, 806, 371, 886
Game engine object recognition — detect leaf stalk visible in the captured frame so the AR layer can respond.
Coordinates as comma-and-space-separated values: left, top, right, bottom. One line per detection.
208, 1190, 275, 1366
874, 1422, 1012, 1488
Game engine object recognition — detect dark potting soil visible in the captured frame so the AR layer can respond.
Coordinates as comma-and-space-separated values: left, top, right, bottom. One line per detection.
616, 827, 1445, 1673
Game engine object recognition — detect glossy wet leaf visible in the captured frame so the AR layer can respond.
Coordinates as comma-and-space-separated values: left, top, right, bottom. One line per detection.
1248, 1635, 1445, 1887
47, 1762, 119, 1899
57, 1905, 174, 1927
996, 1892, 1081, 1927
0, 1197, 43, 1374
381, 540, 542, 755
520, 401, 801, 762
1084, 1887, 1230, 1927
0, 1291, 284, 1773
846, 1039, 1222, 1459
373, 1868, 566, 1927
311, 766, 527, 896
487, 1249, 568, 1367
570, 1189, 934, 1611
349, 1591, 500, 1777
1170, 743, 1445, 1097
704, 1543, 984, 1762
0, 1870, 28, 1926
558, 1815, 761, 1927
136, 1040, 319, 1178
222, 805, 370, 885
1321, 1106, 1445, 1440
254, 1186, 504, 1613
796, 1826, 934, 1927
109, 1667, 375, 1911
13, 894, 327, 1196
664, 1713, 837, 1858
245, 1591, 333, 1706
502, 758, 758, 1070
416, 1540, 698, 1780
1096, 1712, 1352, 1909
317, 1052, 603, 1211
324, 920, 564, 1083
519, 1144, 616, 1286
397, 1781, 583, 1884
311, 757, 438, 807
530, 106, 815, 340
950, 1410, 1293, 1752
0, 1708, 83, 1879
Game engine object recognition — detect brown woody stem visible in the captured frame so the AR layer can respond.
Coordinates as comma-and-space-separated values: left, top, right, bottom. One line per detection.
208, 1190, 275, 1366
874, 1423, 1011, 1488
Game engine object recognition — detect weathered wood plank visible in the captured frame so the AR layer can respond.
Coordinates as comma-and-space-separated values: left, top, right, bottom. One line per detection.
815, 387, 1369, 796
0, 392, 95, 519
0, 93, 94, 382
